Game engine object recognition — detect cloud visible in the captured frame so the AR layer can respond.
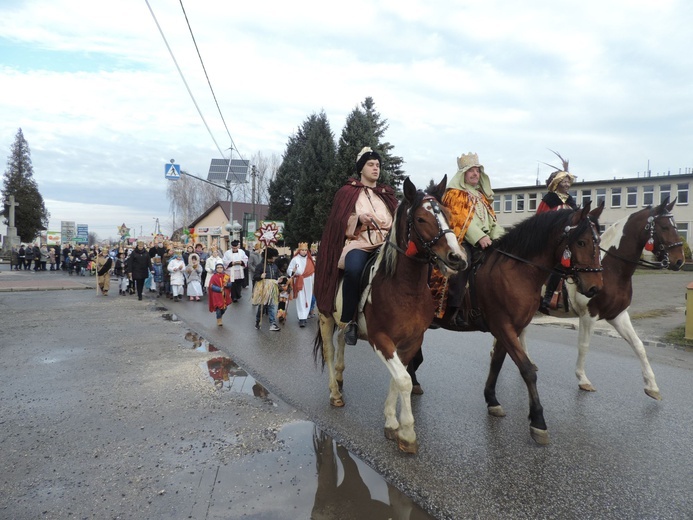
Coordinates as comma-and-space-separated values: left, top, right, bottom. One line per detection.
1, 0, 692, 241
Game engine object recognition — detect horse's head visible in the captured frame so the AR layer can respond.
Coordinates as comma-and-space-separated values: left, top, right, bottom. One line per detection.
402, 176, 467, 276
561, 200, 604, 298
647, 198, 685, 271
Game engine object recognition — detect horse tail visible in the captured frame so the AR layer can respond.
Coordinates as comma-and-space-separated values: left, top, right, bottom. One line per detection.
313, 324, 326, 370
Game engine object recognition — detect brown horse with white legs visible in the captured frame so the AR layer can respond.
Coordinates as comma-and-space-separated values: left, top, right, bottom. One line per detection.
520, 198, 684, 399
431, 201, 605, 445
313, 176, 466, 454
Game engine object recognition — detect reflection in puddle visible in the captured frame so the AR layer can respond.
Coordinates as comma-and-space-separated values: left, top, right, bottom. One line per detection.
203, 421, 433, 519
161, 313, 180, 322
200, 357, 273, 401
184, 331, 218, 352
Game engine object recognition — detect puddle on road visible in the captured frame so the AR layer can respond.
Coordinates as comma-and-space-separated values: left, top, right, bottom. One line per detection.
162, 313, 180, 322
200, 356, 273, 400
184, 331, 219, 352
203, 420, 434, 519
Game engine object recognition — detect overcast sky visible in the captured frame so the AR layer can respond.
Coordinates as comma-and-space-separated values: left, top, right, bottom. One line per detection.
1, 0, 692, 240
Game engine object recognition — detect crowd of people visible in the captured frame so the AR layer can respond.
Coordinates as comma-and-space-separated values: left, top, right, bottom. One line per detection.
8, 236, 318, 331
7, 147, 573, 348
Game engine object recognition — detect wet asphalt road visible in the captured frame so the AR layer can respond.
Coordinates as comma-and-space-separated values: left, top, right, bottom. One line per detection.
1, 267, 692, 519
159, 280, 693, 520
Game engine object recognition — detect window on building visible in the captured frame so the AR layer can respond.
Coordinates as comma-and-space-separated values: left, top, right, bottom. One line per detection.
493, 198, 501, 213
643, 185, 654, 206
504, 194, 512, 212
677, 183, 688, 204
515, 194, 525, 212
581, 189, 591, 207
677, 223, 688, 243
626, 186, 637, 207
596, 188, 606, 207
660, 184, 671, 204
528, 193, 538, 212
611, 187, 621, 207
569, 189, 577, 200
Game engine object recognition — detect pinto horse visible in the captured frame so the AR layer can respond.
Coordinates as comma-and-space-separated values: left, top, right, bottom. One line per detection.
431, 202, 604, 445
521, 199, 684, 399
313, 176, 466, 454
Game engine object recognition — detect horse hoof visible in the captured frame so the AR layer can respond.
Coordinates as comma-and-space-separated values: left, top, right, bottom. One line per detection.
487, 405, 506, 417
411, 384, 424, 395
330, 397, 345, 408
398, 438, 418, 454
579, 383, 597, 392
530, 426, 550, 445
645, 388, 662, 401
384, 427, 398, 441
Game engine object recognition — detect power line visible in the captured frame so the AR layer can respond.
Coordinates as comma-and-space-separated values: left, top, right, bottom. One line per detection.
176, 0, 243, 161
144, 0, 239, 162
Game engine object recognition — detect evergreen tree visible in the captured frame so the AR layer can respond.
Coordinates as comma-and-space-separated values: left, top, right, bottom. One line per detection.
287, 112, 336, 246
328, 97, 405, 203
267, 128, 306, 224
362, 97, 405, 190
2, 128, 50, 242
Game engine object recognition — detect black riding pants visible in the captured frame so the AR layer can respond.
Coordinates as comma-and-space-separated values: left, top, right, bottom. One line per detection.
341, 249, 371, 323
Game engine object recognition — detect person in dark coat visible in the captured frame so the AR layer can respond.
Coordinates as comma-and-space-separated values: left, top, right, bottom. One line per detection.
129, 240, 154, 300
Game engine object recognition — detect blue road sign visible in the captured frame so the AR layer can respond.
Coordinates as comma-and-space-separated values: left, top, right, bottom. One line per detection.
165, 163, 181, 180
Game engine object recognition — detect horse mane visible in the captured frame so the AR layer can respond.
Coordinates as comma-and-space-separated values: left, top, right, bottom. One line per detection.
493, 208, 592, 259
381, 189, 425, 277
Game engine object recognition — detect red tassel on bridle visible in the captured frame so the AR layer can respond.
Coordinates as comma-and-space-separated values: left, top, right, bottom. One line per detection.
644, 238, 654, 252
561, 248, 571, 268
405, 240, 418, 257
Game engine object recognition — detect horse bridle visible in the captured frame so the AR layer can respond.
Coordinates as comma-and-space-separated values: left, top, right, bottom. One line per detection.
555, 218, 604, 275
496, 215, 603, 278
374, 194, 456, 265
600, 212, 683, 269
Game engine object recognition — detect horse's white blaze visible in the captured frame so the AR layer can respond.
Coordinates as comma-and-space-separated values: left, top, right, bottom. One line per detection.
375, 350, 416, 446
424, 200, 467, 271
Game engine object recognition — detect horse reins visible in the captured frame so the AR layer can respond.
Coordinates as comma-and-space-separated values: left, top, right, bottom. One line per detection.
495, 217, 603, 278
371, 195, 455, 265
600, 212, 682, 269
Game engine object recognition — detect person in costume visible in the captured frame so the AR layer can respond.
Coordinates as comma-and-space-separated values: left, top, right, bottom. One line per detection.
287, 242, 316, 328
168, 249, 186, 302
204, 246, 223, 292
208, 262, 233, 326
441, 152, 504, 329
96, 245, 113, 296
314, 147, 399, 345
537, 153, 578, 313
185, 253, 204, 301
222, 239, 248, 302
276, 257, 291, 324
114, 251, 129, 295
248, 243, 263, 290
252, 247, 281, 331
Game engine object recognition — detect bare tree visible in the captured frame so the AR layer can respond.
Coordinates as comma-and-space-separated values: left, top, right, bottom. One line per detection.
166, 171, 228, 231
230, 152, 280, 205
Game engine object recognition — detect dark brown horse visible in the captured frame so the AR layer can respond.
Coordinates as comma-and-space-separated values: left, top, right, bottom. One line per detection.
520, 198, 684, 399
432, 202, 604, 445
313, 176, 466, 454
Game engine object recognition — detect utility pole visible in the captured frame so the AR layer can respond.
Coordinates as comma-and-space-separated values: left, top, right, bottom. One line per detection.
251, 164, 257, 222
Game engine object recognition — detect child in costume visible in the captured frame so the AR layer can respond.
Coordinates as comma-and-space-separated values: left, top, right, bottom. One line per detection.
276, 257, 290, 323
151, 256, 164, 297
208, 262, 233, 326
168, 250, 186, 302
114, 251, 129, 295
185, 253, 203, 301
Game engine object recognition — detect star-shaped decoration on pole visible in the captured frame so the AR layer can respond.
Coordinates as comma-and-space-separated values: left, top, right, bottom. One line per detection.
254, 221, 282, 246
117, 223, 130, 239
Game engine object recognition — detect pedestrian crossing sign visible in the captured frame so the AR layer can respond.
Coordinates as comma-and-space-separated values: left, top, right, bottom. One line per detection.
165, 163, 181, 180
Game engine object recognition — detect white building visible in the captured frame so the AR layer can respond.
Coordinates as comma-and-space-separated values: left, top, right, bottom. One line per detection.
492, 172, 693, 243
